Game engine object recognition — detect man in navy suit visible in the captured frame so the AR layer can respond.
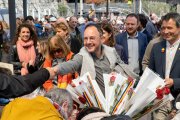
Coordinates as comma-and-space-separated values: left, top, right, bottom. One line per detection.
149, 12, 180, 120
115, 13, 148, 75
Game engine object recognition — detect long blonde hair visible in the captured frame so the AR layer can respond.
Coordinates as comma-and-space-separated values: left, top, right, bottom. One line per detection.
48, 35, 71, 58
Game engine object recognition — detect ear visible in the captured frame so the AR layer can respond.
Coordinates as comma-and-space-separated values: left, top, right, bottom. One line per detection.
108, 33, 112, 38
61, 100, 68, 112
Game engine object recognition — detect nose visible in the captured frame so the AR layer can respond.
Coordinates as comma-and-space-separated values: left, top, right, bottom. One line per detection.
85, 38, 92, 44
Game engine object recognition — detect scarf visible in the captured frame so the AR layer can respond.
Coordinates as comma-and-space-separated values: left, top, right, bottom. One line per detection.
17, 39, 36, 75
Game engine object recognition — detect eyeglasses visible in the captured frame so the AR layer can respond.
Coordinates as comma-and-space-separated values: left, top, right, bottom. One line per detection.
51, 48, 63, 54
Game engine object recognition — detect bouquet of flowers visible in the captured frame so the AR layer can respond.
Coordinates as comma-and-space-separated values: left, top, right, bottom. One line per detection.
66, 68, 174, 119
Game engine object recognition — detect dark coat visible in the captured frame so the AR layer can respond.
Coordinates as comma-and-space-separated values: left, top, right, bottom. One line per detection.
115, 31, 148, 75
149, 40, 180, 98
114, 44, 127, 63
0, 68, 49, 98
142, 29, 153, 43
9, 45, 38, 74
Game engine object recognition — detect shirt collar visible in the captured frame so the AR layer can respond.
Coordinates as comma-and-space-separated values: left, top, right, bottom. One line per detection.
127, 32, 138, 39
166, 39, 180, 48
141, 28, 145, 33
91, 45, 105, 60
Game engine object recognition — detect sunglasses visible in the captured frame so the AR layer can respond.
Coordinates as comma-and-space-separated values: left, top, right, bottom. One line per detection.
51, 48, 63, 54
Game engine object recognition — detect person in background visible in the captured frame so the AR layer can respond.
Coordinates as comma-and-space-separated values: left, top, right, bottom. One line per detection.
1, 88, 73, 120
16, 17, 22, 28
0, 21, 8, 61
9, 23, 38, 75
146, 13, 159, 37
36, 40, 52, 69
26, 39, 52, 74
78, 17, 86, 41
68, 16, 83, 47
115, 13, 148, 75
101, 22, 126, 63
55, 22, 81, 54
0, 42, 10, 63
137, 14, 153, 43
1, 20, 10, 41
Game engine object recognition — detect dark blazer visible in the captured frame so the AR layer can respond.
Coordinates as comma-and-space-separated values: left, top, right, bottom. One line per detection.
115, 31, 148, 75
142, 29, 153, 43
0, 68, 49, 98
149, 40, 180, 98
114, 44, 127, 63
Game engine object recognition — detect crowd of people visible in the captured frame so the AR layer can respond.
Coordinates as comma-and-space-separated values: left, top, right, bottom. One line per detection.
0, 11, 179, 120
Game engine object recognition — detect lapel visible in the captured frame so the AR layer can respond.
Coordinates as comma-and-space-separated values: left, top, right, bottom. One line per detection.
137, 32, 141, 59
160, 41, 166, 78
123, 32, 128, 58
170, 43, 180, 73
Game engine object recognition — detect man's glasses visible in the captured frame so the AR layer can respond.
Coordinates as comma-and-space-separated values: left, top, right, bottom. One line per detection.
51, 48, 63, 54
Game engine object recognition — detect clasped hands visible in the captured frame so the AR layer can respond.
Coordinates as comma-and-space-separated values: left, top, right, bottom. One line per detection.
45, 66, 59, 79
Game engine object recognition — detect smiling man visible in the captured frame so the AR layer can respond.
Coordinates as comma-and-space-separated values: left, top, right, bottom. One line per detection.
52, 23, 138, 95
115, 13, 148, 75
149, 12, 180, 120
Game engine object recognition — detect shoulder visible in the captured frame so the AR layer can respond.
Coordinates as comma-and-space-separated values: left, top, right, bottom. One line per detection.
114, 44, 123, 50
152, 40, 166, 52
103, 45, 115, 51
138, 32, 147, 38
116, 32, 126, 38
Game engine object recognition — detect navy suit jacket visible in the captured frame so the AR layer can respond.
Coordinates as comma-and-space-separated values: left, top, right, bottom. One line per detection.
142, 29, 153, 43
149, 40, 180, 98
115, 32, 148, 74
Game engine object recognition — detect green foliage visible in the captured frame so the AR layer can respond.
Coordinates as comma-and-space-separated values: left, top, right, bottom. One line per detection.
58, 3, 68, 16
142, 0, 170, 16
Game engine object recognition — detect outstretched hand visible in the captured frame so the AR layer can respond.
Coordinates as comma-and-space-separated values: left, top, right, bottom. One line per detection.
46, 67, 56, 79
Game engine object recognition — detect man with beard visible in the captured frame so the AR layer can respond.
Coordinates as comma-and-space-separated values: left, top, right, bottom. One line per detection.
115, 13, 148, 75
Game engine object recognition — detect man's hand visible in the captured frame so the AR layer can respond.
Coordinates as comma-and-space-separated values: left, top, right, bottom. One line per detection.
29, 59, 35, 66
52, 66, 58, 75
46, 67, 56, 79
165, 78, 174, 88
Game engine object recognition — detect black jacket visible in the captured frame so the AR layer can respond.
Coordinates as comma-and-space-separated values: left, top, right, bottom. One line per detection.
9, 45, 38, 74
0, 68, 49, 98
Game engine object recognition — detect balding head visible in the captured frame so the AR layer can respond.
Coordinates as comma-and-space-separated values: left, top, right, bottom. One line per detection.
56, 17, 68, 25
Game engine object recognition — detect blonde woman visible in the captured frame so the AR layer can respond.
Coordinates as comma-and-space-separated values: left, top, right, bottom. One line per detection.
43, 35, 78, 91
55, 22, 81, 54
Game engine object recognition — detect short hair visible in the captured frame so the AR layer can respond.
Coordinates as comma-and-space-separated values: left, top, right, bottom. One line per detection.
25, 15, 34, 21
48, 35, 70, 58
84, 22, 103, 36
138, 14, 148, 28
44, 88, 73, 116
161, 12, 180, 28
55, 22, 70, 36
69, 16, 77, 22
126, 13, 139, 23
